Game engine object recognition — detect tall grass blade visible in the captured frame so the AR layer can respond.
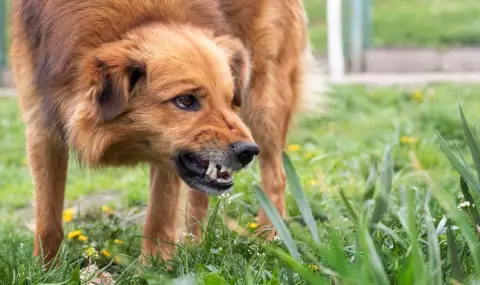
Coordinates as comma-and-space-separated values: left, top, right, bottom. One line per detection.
370, 146, 393, 226
437, 131, 480, 195
265, 247, 328, 285
363, 160, 378, 201
460, 177, 480, 226
424, 190, 442, 285
358, 221, 389, 285
455, 143, 480, 206
429, 180, 480, 275
374, 223, 408, 249
459, 102, 480, 183
327, 230, 355, 279
202, 200, 222, 262
436, 216, 448, 235
405, 187, 427, 284
245, 266, 255, 285
446, 219, 463, 283
282, 152, 320, 244
254, 185, 300, 260
339, 189, 359, 222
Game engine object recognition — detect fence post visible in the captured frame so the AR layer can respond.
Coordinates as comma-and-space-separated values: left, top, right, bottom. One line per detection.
362, 0, 372, 50
327, 0, 345, 82
349, 0, 364, 73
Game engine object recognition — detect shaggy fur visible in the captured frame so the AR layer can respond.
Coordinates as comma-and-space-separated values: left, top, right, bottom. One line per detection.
10, 0, 312, 263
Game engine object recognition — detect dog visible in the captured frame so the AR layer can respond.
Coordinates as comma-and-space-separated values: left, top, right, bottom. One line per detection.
10, 0, 311, 263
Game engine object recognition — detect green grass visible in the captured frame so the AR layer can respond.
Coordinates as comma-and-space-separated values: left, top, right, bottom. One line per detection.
2, 83, 480, 283
305, 0, 480, 53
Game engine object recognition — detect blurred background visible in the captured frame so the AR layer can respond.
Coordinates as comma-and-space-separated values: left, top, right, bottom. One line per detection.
2, 0, 480, 85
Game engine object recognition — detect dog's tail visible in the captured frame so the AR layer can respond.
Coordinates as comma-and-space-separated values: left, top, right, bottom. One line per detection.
297, 1, 329, 115
299, 43, 329, 115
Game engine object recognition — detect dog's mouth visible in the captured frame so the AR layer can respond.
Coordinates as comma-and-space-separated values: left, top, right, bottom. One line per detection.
174, 152, 240, 195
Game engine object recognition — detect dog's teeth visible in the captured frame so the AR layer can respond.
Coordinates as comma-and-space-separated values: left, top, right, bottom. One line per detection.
226, 167, 233, 173
206, 161, 215, 176
220, 166, 227, 172
210, 167, 218, 180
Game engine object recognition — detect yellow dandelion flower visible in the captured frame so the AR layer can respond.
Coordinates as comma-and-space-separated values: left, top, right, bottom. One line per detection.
114, 256, 122, 264
303, 152, 314, 159
67, 230, 82, 239
287, 144, 301, 152
249, 222, 258, 229
400, 136, 418, 144
308, 264, 319, 271
63, 208, 75, 223
101, 248, 111, 258
101, 205, 115, 214
412, 90, 423, 103
78, 235, 88, 242
85, 246, 98, 258
114, 239, 123, 245
63, 213, 73, 223
309, 179, 318, 186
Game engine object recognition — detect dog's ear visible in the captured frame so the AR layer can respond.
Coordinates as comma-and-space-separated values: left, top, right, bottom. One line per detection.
216, 36, 251, 107
82, 44, 146, 122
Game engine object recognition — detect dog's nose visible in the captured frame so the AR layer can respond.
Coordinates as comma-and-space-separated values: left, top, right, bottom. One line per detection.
230, 142, 260, 166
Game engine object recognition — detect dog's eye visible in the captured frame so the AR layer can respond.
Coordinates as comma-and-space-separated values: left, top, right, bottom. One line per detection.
172, 94, 200, 111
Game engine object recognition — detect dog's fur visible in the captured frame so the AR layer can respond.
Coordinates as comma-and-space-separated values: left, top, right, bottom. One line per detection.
10, 0, 311, 263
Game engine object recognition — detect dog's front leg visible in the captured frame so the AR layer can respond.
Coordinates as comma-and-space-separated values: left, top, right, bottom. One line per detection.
185, 190, 209, 238
142, 164, 181, 262
28, 128, 68, 264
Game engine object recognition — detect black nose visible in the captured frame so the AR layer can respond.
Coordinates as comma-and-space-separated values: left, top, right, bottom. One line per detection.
230, 142, 259, 166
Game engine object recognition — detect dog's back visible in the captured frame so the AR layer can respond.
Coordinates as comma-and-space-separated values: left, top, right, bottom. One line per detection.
11, 0, 310, 119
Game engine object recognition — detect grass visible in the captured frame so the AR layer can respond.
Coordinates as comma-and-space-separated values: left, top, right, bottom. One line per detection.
305, 0, 480, 53
2, 83, 480, 283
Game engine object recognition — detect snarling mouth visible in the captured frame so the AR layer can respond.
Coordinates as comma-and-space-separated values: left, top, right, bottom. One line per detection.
174, 152, 240, 195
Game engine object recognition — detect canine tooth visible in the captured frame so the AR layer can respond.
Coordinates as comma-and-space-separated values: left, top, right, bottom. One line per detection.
206, 162, 215, 176
210, 167, 218, 180
220, 166, 227, 172
227, 167, 233, 173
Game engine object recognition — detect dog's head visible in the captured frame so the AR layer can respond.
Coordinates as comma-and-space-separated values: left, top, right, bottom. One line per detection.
69, 24, 257, 195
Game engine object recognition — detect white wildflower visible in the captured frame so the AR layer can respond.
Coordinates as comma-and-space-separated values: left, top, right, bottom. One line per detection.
458, 201, 472, 209
211, 247, 223, 254
182, 232, 196, 241
256, 252, 266, 258
220, 193, 231, 199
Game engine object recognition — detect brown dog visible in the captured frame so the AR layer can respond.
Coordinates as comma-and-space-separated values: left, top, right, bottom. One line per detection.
10, 0, 310, 263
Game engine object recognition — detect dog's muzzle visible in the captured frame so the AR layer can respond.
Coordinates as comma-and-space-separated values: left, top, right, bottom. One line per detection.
174, 142, 259, 195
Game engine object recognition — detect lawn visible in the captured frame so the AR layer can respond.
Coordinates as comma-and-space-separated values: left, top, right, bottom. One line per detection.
305, 0, 480, 53
1, 83, 480, 284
